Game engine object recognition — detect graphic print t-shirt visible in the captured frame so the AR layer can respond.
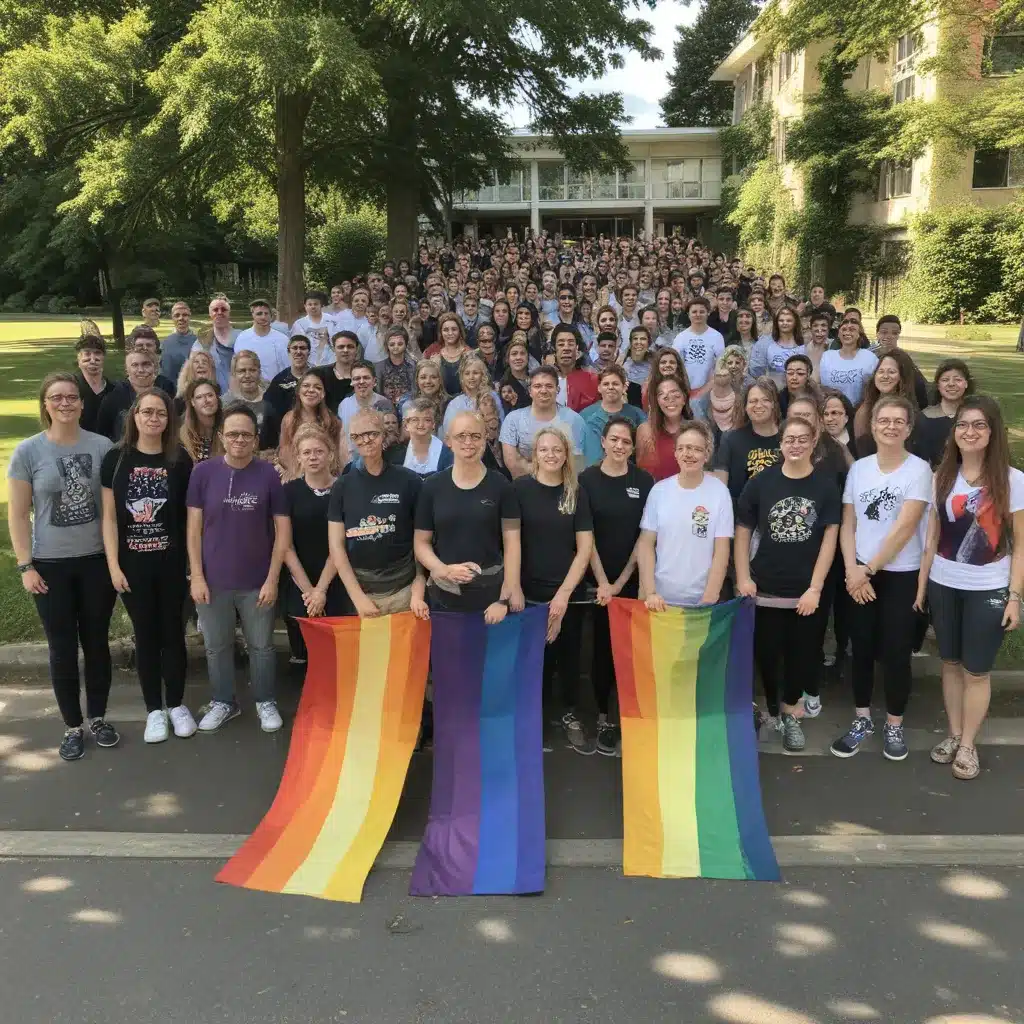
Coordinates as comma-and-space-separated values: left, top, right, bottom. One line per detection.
737, 464, 841, 597
671, 327, 724, 390
7, 430, 113, 559
101, 446, 193, 564
929, 467, 1024, 591
327, 464, 421, 572
713, 424, 782, 507
842, 453, 932, 572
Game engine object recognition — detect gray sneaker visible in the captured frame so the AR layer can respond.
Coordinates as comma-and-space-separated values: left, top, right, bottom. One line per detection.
781, 713, 805, 754
561, 710, 596, 755
882, 722, 908, 761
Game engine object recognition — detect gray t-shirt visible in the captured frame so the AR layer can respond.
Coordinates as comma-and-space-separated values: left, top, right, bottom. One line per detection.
7, 430, 114, 559
498, 405, 586, 460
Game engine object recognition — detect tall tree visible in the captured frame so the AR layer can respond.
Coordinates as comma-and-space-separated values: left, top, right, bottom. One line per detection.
661, 0, 760, 127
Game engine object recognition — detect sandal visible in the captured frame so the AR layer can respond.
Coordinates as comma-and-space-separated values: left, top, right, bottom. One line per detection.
930, 735, 961, 764
952, 744, 980, 780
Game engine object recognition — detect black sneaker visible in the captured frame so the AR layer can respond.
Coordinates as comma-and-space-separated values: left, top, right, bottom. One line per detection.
882, 722, 908, 761
88, 718, 120, 748
59, 727, 85, 761
561, 710, 596, 755
596, 721, 619, 756
830, 716, 874, 758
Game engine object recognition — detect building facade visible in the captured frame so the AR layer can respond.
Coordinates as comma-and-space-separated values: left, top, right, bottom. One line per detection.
450, 128, 724, 241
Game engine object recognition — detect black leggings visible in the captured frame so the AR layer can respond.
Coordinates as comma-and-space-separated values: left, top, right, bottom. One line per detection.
33, 554, 117, 728
540, 603, 586, 712
848, 569, 918, 716
824, 552, 851, 660
754, 603, 827, 715
119, 553, 188, 712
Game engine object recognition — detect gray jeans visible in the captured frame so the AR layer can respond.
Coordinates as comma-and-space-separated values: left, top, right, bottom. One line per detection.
197, 590, 276, 704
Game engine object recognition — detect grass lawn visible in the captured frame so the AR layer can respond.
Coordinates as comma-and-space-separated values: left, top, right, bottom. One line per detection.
0, 315, 1022, 658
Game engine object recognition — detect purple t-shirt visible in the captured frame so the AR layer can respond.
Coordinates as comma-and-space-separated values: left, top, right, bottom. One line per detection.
186, 457, 287, 592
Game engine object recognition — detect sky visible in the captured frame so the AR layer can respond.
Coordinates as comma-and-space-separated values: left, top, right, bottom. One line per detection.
506, 0, 697, 130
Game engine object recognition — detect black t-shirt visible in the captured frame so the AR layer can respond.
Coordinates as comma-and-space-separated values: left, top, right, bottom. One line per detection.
326, 463, 421, 571
100, 445, 193, 565
416, 467, 519, 566
265, 368, 304, 421
578, 463, 654, 596
713, 424, 782, 507
913, 412, 953, 469
514, 476, 594, 602
283, 477, 346, 616
315, 365, 354, 414
77, 374, 115, 434
736, 464, 841, 597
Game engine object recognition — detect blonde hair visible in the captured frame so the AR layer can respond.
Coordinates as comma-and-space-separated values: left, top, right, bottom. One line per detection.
458, 353, 492, 397
176, 349, 216, 397
530, 426, 579, 514
292, 423, 337, 474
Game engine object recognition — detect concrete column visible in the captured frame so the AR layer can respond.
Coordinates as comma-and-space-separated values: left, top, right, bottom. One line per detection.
644, 201, 654, 239
530, 160, 541, 235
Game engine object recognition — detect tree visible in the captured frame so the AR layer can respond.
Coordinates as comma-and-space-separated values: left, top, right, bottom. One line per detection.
661, 0, 760, 127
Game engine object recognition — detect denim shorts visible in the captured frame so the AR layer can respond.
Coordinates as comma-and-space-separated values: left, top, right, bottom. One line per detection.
927, 579, 1010, 675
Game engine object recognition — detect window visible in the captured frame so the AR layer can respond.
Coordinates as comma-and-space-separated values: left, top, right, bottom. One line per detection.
893, 31, 922, 103
617, 161, 647, 199
972, 148, 1024, 188
496, 168, 526, 203
754, 57, 770, 103
592, 171, 617, 200
537, 162, 565, 201
460, 168, 529, 203
893, 75, 915, 103
878, 159, 914, 199
651, 159, 720, 200
986, 22, 1024, 75
896, 31, 923, 67
774, 120, 787, 163
778, 50, 796, 84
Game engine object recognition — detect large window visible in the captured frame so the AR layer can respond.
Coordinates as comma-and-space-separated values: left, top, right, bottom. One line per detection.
972, 148, 1024, 189
778, 50, 796, 84
651, 159, 721, 200
617, 161, 647, 199
540, 162, 647, 201
460, 167, 529, 204
893, 31, 922, 103
878, 159, 914, 200
986, 21, 1024, 75
537, 162, 565, 201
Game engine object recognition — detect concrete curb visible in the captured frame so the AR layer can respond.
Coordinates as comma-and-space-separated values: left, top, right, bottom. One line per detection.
1, 832, 1023, 868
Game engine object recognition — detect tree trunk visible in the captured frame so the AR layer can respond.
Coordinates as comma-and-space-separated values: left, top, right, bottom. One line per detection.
275, 88, 313, 325
386, 179, 420, 262
98, 256, 125, 349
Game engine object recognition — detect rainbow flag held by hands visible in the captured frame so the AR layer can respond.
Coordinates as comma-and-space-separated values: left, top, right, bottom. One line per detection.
609, 597, 779, 881
216, 613, 430, 902
410, 605, 548, 896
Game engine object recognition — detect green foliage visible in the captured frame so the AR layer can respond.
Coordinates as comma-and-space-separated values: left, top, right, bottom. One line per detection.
307, 202, 387, 288
948, 325, 994, 340
722, 159, 799, 281
661, 0, 759, 127
721, 102, 773, 169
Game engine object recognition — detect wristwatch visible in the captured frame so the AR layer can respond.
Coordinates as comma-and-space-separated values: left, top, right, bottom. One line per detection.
17, 562, 34, 574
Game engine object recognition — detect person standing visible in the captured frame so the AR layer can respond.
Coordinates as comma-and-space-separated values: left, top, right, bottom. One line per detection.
186, 404, 290, 734
96, 350, 162, 442
375, 326, 418, 408
914, 359, 973, 469
500, 366, 586, 478
101, 388, 195, 743
235, 300, 290, 382
281, 424, 347, 664
818, 319, 878, 408
222, 351, 278, 451
672, 297, 724, 396
579, 365, 646, 467
161, 301, 198, 385
335, 286, 382, 361
735, 416, 841, 752
579, 417, 654, 755
712, 379, 782, 509
636, 374, 693, 482
179, 379, 223, 464
338, 361, 395, 428
328, 409, 426, 616
516, 426, 595, 753
748, 307, 806, 389
197, 296, 241, 392
75, 332, 114, 434
276, 371, 346, 481
291, 291, 338, 366
917, 396, 1024, 780
7, 372, 118, 760
389, 398, 454, 476
831, 396, 932, 761
265, 335, 312, 422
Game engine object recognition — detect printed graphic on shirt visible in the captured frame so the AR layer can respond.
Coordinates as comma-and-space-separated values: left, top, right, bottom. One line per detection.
347, 514, 397, 541
940, 487, 1003, 566
52, 454, 97, 528
826, 367, 863, 387
746, 445, 781, 479
684, 340, 708, 367
859, 484, 902, 522
223, 491, 261, 511
692, 504, 709, 538
768, 495, 817, 543
626, 486, 640, 499
125, 466, 170, 552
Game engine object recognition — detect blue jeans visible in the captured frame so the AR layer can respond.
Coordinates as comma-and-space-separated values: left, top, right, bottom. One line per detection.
197, 590, 276, 704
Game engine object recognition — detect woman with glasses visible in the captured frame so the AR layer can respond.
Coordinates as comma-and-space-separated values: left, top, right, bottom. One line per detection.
101, 388, 195, 743
829, 395, 931, 761
916, 396, 1024, 780
914, 359, 973, 469
179, 378, 224, 464
281, 424, 347, 665
388, 397, 454, 476
735, 416, 841, 752
8, 372, 118, 761
516, 426, 595, 753
414, 409, 522, 619
276, 370, 346, 481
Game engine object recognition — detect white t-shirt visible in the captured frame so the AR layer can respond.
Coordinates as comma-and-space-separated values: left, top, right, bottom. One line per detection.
929, 467, 1024, 591
672, 327, 724, 390
334, 310, 383, 362
290, 315, 338, 366
234, 327, 290, 381
819, 349, 879, 406
639, 473, 735, 606
842, 453, 932, 572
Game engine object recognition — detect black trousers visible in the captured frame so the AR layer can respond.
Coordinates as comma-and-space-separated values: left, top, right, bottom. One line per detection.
848, 569, 918, 716
590, 604, 616, 716
119, 552, 188, 712
754, 603, 828, 714
33, 554, 117, 728
540, 603, 586, 712
824, 552, 851, 661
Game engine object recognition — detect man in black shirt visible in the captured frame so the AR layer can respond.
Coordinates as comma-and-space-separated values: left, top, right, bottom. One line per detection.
126, 326, 177, 395
327, 409, 425, 617
75, 333, 114, 434
708, 286, 737, 339
265, 335, 311, 421
96, 351, 165, 441
315, 331, 359, 412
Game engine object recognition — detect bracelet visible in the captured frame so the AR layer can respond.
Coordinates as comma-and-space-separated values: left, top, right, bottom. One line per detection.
17, 562, 33, 574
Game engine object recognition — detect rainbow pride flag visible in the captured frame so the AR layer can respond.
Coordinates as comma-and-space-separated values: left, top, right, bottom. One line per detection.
410, 605, 548, 896
609, 597, 779, 881
216, 613, 429, 902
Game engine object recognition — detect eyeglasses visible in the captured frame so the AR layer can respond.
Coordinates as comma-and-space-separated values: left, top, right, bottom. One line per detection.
137, 408, 168, 418
223, 431, 255, 442
875, 417, 908, 429
956, 419, 990, 432
451, 432, 484, 444
781, 435, 814, 446
676, 444, 707, 456
350, 430, 382, 444
46, 393, 81, 406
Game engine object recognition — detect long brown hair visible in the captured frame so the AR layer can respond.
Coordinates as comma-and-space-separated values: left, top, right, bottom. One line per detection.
861, 349, 919, 417
646, 348, 693, 427
118, 388, 179, 461
278, 371, 345, 478
180, 377, 224, 462
648, 375, 692, 438
734, 377, 782, 431
935, 395, 1014, 556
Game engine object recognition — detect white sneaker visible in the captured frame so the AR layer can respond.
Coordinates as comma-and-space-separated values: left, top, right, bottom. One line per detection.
256, 701, 283, 733
168, 705, 197, 738
803, 694, 822, 718
198, 701, 240, 733
144, 710, 169, 744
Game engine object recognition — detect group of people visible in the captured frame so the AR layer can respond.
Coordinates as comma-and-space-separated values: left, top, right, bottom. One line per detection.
7, 230, 1021, 784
